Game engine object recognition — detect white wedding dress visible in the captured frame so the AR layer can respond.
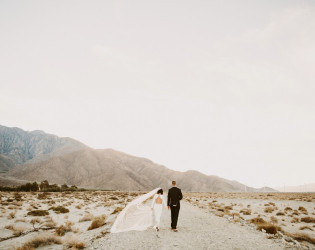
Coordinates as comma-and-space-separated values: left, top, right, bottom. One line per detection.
110, 188, 160, 233
151, 193, 167, 229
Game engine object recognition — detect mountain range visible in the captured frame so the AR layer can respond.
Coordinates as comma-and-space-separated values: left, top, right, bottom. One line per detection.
0, 124, 275, 192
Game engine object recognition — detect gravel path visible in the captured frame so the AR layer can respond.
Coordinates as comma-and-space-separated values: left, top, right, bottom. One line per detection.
88, 201, 293, 250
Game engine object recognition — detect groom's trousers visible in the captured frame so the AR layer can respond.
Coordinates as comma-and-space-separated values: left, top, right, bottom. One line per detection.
170, 205, 180, 229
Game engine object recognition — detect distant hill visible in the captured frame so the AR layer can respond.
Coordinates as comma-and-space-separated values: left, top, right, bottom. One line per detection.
1, 124, 277, 192
0, 125, 87, 164
6, 148, 276, 192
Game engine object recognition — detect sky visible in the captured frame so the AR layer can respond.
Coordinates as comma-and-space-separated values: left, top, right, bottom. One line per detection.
0, 0, 314, 188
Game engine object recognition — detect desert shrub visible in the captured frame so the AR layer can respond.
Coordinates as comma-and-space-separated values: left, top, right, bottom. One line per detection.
16, 233, 62, 249
249, 216, 280, 234
270, 216, 278, 224
214, 211, 224, 217
268, 202, 275, 206
284, 207, 292, 212
291, 217, 299, 223
276, 211, 285, 216
301, 217, 315, 223
298, 206, 308, 214
292, 210, 299, 215
298, 206, 307, 211
37, 192, 50, 200
14, 192, 23, 201
49, 206, 69, 214
224, 205, 233, 210
240, 209, 251, 215
63, 235, 86, 249
111, 206, 123, 214
9, 225, 26, 236
249, 217, 266, 225
110, 196, 119, 200
264, 207, 275, 213
88, 215, 106, 230
27, 210, 49, 216
284, 232, 315, 244
43, 217, 57, 228
257, 222, 281, 234
55, 221, 73, 236
299, 226, 313, 231
79, 213, 94, 222
7, 210, 17, 219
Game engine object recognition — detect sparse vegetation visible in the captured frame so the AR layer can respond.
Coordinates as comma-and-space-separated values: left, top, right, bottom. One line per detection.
284, 231, 315, 244
49, 206, 69, 214
55, 221, 73, 236
88, 215, 106, 230
240, 209, 251, 215
16, 233, 62, 249
276, 211, 285, 216
111, 206, 123, 214
299, 226, 313, 231
27, 210, 49, 216
301, 216, 315, 223
264, 207, 275, 213
79, 213, 94, 222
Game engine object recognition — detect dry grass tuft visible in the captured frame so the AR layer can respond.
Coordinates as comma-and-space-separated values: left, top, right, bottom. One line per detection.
298, 206, 308, 214
284, 207, 292, 212
299, 226, 313, 231
249, 217, 266, 225
284, 231, 315, 244
301, 216, 315, 223
276, 211, 285, 216
64, 235, 86, 249
16, 233, 62, 249
111, 206, 123, 214
88, 215, 106, 230
7, 210, 17, 219
49, 206, 69, 214
55, 221, 73, 236
79, 213, 94, 222
240, 209, 251, 215
27, 210, 49, 216
264, 207, 275, 213
249, 216, 280, 234
270, 216, 278, 224
257, 222, 281, 234
291, 217, 299, 223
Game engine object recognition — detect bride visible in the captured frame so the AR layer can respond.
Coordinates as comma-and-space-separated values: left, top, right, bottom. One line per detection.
110, 187, 166, 233
151, 188, 167, 231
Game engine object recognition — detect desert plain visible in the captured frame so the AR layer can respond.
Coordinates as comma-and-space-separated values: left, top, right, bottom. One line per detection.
0, 191, 314, 250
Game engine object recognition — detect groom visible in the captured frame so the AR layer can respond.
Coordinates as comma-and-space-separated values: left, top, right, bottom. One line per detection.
167, 180, 183, 232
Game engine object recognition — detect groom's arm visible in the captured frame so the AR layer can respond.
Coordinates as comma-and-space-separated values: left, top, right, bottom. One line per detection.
179, 189, 183, 200
167, 189, 171, 209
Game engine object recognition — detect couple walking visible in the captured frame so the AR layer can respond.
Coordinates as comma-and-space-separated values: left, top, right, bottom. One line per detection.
110, 180, 183, 234
151, 180, 183, 232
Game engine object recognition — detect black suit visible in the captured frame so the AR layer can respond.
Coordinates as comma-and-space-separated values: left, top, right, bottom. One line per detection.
167, 186, 183, 229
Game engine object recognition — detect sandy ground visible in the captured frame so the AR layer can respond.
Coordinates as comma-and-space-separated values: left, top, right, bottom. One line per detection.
0, 191, 314, 249
89, 201, 291, 250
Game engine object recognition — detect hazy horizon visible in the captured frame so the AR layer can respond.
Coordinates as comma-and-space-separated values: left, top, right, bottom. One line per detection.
1, 1, 315, 188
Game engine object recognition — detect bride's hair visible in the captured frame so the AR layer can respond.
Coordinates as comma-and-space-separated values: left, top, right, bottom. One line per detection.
157, 189, 163, 195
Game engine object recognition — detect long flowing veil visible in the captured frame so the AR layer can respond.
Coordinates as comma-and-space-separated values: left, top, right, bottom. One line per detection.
110, 187, 160, 233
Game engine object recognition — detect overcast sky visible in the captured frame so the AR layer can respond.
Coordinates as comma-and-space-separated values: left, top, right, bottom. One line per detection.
1, 0, 314, 188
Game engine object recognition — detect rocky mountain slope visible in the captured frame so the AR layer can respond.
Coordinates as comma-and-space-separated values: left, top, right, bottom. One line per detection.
7, 148, 274, 192
0, 154, 15, 173
0, 125, 87, 164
